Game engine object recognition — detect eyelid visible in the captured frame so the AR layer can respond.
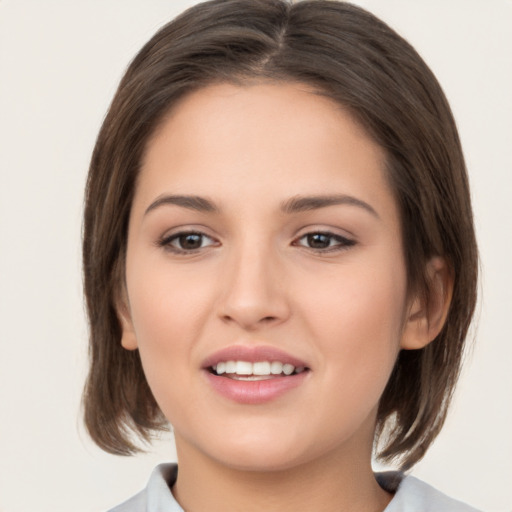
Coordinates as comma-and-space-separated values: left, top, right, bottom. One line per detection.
155, 225, 356, 255
157, 228, 220, 254
292, 229, 356, 253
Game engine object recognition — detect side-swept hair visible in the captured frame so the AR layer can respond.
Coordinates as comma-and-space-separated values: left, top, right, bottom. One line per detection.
82, 0, 478, 470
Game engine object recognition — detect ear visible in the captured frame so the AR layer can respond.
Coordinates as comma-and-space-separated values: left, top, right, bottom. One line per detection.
116, 290, 138, 351
400, 256, 454, 350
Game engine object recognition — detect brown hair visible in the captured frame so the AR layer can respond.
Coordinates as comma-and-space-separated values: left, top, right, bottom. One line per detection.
82, 0, 478, 470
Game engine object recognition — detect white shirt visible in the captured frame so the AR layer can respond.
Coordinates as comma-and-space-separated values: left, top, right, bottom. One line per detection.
109, 463, 482, 512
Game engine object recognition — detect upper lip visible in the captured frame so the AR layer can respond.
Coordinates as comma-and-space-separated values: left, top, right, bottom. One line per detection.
202, 345, 309, 369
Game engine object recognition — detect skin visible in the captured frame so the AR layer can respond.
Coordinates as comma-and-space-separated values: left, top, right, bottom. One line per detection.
119, 82, 451, 512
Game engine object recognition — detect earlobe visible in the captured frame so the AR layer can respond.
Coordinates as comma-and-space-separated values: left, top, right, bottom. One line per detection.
400, 256, 454, 350
116, 294, 138, 351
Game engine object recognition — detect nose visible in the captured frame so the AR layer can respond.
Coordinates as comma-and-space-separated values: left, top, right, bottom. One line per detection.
217, 244, 291, 331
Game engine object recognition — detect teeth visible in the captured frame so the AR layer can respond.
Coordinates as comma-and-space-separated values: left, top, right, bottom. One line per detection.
283, 363, 294, 375
212, 360, 306, 377
225, 361, 236, 373
253, 361, 271, 375
270, 361, 283, 374
236, 361, 252, 375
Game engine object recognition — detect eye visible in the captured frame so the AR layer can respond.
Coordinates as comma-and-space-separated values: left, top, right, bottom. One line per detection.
294, 231, 355, 252
159, 231, 218, 253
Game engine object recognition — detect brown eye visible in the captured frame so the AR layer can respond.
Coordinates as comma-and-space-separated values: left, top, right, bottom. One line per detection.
177, 233, 204, 250
295, 231, 356, 252
306, 233, 332, 249
160, 231, 217, 253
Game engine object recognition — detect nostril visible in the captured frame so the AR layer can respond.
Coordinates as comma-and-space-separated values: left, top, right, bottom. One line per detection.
220, 314, 278, 326
218, 291, 290, 328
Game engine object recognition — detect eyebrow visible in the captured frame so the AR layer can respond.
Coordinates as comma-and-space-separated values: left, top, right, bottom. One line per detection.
281, 194, 380, 218
144, 193, 379, 218
145, 194, 219, 215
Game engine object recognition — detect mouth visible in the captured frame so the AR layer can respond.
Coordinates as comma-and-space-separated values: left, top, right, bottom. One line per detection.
202, 345, 310, 404
209, 360, 308, 381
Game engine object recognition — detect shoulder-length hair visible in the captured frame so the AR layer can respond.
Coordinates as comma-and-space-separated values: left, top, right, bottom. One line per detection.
82, 0, 478, 470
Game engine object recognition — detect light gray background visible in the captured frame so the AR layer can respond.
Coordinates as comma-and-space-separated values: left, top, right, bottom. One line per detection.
0, 1, 511, 511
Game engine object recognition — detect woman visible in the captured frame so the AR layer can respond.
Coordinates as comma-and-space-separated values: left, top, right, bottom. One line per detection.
82, 1, 480, 510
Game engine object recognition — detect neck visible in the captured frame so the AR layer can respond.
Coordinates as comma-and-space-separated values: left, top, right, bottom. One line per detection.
172, 434, 392, 512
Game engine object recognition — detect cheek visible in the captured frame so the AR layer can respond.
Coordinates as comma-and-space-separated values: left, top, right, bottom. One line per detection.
300, 256, 407, 390
125, 274, 210, 429
127, 254, 213, 344
296, 267, 406, 449
124, 256, 215, 403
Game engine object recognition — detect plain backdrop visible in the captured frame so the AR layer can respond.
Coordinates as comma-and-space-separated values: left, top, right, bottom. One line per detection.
0, 1, 511, 511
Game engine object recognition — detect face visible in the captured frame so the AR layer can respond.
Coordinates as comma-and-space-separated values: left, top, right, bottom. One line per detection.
120, 82, 419, 472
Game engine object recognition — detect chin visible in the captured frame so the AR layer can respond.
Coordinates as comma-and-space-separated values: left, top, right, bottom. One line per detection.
213, 445, 310, 473
197, 427, 328, 473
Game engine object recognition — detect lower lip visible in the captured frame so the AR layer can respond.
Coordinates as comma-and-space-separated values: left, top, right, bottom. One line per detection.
204, 371, 309, 404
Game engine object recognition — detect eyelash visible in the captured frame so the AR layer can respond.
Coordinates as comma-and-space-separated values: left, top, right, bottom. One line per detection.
293, 232, 356, 253
157, 230, 356, 255
158, 231, 218, 254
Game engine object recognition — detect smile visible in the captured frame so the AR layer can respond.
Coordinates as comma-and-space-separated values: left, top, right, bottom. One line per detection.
211, 361, 307, 379
203, 346, 311, 404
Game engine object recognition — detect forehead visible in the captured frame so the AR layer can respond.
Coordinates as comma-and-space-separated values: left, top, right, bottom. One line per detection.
135, 81, 394, 220
145, 81, 380, 166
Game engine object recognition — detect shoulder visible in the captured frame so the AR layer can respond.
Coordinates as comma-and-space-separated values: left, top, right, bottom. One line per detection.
108, 489, 147, 512
377, 472, 482, 512
107, 463, 181, 512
